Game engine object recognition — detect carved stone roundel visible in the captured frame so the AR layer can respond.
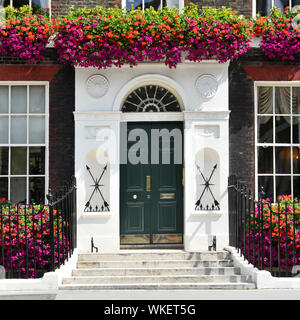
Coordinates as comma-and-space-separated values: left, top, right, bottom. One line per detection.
195, 75, 218, 99
86, 75, 109, 98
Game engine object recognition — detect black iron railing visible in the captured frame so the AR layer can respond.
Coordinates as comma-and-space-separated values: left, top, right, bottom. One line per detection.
228, 175, 300, 277
0, 177, 77, 279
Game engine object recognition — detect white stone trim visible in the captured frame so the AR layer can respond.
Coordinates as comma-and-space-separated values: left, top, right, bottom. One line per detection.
0, 272, 57, 292
225, 246, 300, 289
113, 74, 187, 112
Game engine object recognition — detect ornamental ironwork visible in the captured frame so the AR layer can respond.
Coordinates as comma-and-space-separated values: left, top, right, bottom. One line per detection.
85, 164, 110, 212
195, 163, 220, 211
122, 85, 181, 112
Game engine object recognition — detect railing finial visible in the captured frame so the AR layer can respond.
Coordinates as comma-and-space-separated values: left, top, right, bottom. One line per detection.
259, 186, 265, 199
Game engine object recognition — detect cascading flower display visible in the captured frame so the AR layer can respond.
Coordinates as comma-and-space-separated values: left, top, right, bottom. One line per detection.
0, 6, 54, 63
0, 4, 298, 66
253, 6, 300, 61
53, 4, 254, 69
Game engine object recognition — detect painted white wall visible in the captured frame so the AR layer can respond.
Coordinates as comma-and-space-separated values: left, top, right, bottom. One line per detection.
74, 61, 230, 252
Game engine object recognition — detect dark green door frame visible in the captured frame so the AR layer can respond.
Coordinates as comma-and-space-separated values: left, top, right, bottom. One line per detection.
120, 122, 184, 246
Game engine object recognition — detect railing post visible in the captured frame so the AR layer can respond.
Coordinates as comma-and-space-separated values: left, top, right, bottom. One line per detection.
47, 189, 55, 272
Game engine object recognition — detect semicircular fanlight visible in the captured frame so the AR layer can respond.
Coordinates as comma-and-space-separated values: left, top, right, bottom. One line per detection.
122, 85, 181, 112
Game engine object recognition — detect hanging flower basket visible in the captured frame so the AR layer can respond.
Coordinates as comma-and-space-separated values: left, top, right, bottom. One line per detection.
252, 6, 300, 61
53, 4, 253, 69
0, 6, 54, 63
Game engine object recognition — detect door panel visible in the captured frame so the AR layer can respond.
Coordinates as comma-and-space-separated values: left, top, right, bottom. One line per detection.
120, 122, 183, 245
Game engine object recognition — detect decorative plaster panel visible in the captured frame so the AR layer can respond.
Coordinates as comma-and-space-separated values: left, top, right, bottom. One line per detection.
86, 75, 109, 98
195, 74, 219, 99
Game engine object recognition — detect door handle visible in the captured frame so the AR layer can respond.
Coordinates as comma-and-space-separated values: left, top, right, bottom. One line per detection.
146, 176, 151, 192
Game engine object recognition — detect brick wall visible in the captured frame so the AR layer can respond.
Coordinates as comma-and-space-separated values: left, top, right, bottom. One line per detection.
49, 65, 75, 192
51, 0, 122, 16
229, 59, 255, 190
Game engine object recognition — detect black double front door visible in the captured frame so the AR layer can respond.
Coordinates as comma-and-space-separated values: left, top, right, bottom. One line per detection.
120, 122, 184, 245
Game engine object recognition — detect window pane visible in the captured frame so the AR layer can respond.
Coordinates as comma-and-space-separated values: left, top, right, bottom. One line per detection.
0, 86, 8, 113
29, 147, 45, 175
29, 177, 45, 203
31, 0, 49, 9
145, 0, 162, 10
258, 116, 273, 143
275, 87, 291, 114
11, 116, 27, 144
126, 0, 142, 10
276, 176, 291, 199
258, 176, 273, 201
293, 147, 300, 174
294, 176, 300, 199
258, 146, 273, 174
0, 178, 8, 201
10, 177, 26, 204
166, 0, 179, 8
274, 0, 289, 11
29, 116, 45, 144
13, 0, 29, 8
293, 116, 300, 143
0, 147, 8, 175
256, 0, 272, 15
292, 87, 300, 114
11, 86, 27, 114
258, 87, 273, 114
29, 86, 45, 113
1, 1, 10, 8
0, 116, 8, 144
276, 147, 291, 174
275, 116, 291, 143
11, 147, 27, 175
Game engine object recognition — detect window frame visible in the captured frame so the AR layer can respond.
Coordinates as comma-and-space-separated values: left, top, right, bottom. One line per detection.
254, 81, 300, 201
253, 0, 298, 17
0, 81, 49, 204
2, 0, 51, 16
122, 0, 184, 11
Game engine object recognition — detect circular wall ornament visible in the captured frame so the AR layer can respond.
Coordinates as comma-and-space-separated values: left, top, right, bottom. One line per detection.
86, 75, 109, 98
195, 75, 218, 99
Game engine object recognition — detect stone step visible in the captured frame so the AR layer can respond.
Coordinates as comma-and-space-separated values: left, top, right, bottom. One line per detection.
72, 266, 241, 277
62, 274, 251, 285
77, 259, 234, 269
59, 282, 256, 290
78, 251, 230, 262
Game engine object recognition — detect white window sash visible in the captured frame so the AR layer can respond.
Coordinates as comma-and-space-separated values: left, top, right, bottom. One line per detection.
122, 0, 184, 11
255, 82, 300, 201
254, 0, 296, 17
6, 0, 51, 16
0, 82, 49, 204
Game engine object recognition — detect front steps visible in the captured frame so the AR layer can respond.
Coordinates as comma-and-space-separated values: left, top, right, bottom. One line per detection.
59, 251, 256, 290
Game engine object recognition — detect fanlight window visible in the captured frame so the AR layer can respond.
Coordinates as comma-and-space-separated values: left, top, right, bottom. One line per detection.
122, 85, 181, 112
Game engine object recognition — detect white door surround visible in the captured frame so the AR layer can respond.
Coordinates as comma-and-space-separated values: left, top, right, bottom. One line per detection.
74, 62, 230, 253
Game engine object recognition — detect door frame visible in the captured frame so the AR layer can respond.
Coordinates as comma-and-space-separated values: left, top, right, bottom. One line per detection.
119, 116, 185, 248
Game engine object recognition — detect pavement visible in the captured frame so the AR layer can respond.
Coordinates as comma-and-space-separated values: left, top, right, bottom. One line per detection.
0, 289, 300, 300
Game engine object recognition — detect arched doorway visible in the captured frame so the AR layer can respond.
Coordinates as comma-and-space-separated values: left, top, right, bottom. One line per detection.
120, 84, 184, 247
